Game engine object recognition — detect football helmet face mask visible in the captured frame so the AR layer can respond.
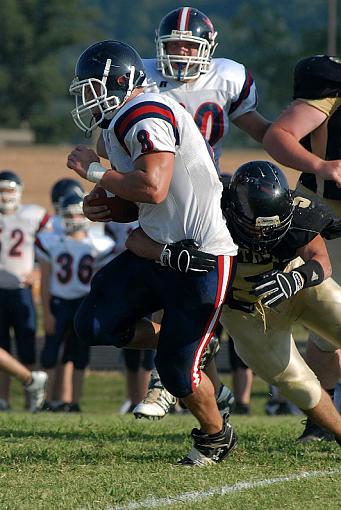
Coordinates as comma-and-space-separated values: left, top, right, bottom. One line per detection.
156, 7, 217, 81
69, 40, 146, 134
59, 193, 89, 234
51, 178, 84, 215
0, 170, 22, 213
225, 161, 294, 254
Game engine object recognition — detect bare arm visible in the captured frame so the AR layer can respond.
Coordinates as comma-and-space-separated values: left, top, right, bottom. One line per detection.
126, 226, 217, 274
126, 227, 164, 259
233, 111, 271, 143
67, 145, 174, 204
263, 100, 341, 184
101, 151, 174, 204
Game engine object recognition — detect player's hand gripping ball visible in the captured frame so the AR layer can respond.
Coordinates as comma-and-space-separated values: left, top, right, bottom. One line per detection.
88, 185, 138, 223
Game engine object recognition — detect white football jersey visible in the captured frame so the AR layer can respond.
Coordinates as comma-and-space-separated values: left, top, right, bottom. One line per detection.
0, 204, 49, 288
143, 58, 258, 168
102, 92, 237, 256
105, 221, 139, 255
36, 231, 115, 299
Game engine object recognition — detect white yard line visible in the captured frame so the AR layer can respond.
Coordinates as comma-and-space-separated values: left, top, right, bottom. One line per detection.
107, 469, 341, 510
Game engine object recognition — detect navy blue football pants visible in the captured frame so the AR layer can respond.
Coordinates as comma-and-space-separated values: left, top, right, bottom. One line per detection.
0, 287, 36, 364
41, 296, 89, 370
75, 250, 236, 397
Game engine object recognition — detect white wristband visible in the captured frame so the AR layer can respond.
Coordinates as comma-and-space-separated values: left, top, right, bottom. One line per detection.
86, 162, 107, 184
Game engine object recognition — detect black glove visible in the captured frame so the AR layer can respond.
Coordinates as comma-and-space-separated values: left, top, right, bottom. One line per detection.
246, 269, 304, 308
159, 239, 216, 274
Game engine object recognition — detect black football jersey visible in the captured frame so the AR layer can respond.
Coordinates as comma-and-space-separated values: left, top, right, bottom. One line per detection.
300, 105, 341, 200
225, 193, 339, 304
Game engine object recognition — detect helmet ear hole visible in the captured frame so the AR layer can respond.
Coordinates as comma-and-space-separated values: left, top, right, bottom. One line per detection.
117, 75, 128, 87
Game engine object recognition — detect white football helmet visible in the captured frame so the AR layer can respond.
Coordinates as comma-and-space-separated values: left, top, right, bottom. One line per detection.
0, 170, 22, 213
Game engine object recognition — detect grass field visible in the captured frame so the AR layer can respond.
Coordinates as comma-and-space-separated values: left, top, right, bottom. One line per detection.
1, 372, 340, 510
1, 146, 339, 508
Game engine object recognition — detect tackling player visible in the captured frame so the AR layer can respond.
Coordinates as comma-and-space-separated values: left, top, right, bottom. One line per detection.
0, 170, 49, 410
125, 160, 341, 447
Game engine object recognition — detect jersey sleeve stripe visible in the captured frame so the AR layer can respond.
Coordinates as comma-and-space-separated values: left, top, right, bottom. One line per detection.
37, 212, 50, 232
114, 101, 180, 153
34, 237, 50, 258
229, 70, 254, 115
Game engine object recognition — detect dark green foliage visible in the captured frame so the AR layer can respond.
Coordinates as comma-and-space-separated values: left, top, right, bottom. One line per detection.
0, 0, 336, 143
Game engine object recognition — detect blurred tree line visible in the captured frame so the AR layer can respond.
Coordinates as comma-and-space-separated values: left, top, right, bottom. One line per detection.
0, 0, 338, 144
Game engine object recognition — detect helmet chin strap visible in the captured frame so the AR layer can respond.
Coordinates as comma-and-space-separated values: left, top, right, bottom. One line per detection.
102, 58, 112, 85
126, 65, 135, 98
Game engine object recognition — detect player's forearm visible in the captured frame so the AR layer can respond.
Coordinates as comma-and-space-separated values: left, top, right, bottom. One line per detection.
126, 227, 164, 259
100, 168, 166, 204
263, 127, 324, 174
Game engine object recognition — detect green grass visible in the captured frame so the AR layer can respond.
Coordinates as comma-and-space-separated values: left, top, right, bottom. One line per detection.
0, 373, 340, 510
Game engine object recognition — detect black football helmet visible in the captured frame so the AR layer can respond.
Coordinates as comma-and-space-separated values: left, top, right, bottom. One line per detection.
156, 7, 217, 81
59, 192, 89, 233
0, 170, 22, 212
69, 40, 146, 133
293, 55, 341, 100
225, 161, 294, 253
51, 178, 84, 214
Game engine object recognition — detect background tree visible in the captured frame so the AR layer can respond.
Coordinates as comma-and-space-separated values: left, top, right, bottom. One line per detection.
0, 0, 336, 144
0, 0, 98, 142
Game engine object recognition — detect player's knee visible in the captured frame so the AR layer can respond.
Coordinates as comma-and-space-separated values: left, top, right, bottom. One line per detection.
276, 378, 322, 410
74, 299, 136, 349
155, 356, 191, 398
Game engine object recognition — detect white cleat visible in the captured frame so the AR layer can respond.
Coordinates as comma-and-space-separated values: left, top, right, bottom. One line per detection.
25, 371, 48, 412
133, 378, 177, 420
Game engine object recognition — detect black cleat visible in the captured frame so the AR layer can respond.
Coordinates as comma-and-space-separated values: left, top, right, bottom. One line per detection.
297, 418, 334, 443
234, 402, 251, 415
177, 414, 237, 466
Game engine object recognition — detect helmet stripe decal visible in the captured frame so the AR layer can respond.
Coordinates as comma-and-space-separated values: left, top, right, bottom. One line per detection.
178, 7, 191, 30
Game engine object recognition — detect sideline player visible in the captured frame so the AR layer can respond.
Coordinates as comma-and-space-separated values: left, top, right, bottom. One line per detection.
263, 55, 341, 440
67, 39, 238, 466
0, 347, 47, 412
125, 160, 341, 446
0, 170, 49, 410
36, 192, 115, 411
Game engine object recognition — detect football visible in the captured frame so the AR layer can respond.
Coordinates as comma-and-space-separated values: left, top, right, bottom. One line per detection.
88, 185, 139, 223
